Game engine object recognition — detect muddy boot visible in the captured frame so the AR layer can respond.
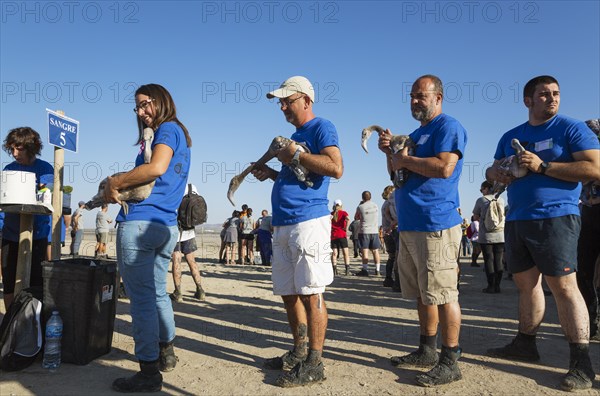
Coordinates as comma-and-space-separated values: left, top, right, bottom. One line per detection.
264, 349, 307, 370
560, 343, 595, 391
415, 345, 462, 387
112, 360, 162, 393
159, 341, 179, 372
169, 287, 183, 303
391, 335, 438, 368
487, 332, 540, 362
193, 285, 206, 301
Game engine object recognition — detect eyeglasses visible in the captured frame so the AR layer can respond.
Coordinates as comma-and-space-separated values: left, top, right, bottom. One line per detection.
133, 98, 154, 113
278, 95, 305, 108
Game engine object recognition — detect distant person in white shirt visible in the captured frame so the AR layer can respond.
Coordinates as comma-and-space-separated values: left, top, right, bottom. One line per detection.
354, 191, 381, 276
169, 184, 205, 302
95, 204, 113, 257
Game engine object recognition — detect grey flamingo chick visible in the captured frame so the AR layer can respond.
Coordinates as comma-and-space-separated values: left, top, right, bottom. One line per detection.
361, 125, 415, 187
227, 136, 312, 206
85, 127, 155, 214
492, 138, 528, 197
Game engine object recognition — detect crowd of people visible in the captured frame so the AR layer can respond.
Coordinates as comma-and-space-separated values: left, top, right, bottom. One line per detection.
1, 74, 599, 393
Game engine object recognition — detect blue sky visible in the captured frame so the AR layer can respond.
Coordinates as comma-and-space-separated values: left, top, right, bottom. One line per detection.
1, 0, 599, 225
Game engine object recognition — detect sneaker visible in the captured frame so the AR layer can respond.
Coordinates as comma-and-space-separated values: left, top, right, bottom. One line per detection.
112, 371, 163, 393
391, 345, 438, 368
275, 361, 325, 388
560, 358, 595, 392
487, 337, 540, 362
193, 287, 206, 301
415, 348, 462, 387
392, 286, 402, 293
354, 269, 369, 277
169, 290, 183, 303
470, 263, 481, 267
264, 351, 305, 371
383, 277, 394, 287
375, 270, 381, 276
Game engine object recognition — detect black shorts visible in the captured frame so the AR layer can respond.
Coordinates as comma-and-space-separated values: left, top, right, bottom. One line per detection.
505, 215, 580, 277
331, 237, 348, 249
174, 238, 198, 255
1, 238, 47, 294
241, 233, 255, 241
358, 233, 381, 250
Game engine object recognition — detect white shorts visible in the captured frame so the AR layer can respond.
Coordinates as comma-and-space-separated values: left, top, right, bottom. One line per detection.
272, 215, 334, 295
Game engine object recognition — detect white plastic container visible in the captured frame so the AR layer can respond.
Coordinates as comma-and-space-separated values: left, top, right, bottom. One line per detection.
0, 170, 37, 205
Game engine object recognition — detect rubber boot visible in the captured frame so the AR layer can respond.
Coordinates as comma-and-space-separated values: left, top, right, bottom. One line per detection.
494, 271, 503, 293
112, 360, 162, 393
482, 273, 495, 293
159, 341, 179, 372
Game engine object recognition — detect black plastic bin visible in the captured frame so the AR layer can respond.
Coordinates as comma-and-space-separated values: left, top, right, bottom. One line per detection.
42, 257, 118, 365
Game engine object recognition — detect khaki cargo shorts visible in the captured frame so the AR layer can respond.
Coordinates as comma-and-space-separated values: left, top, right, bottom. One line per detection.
397, 224, 461, 305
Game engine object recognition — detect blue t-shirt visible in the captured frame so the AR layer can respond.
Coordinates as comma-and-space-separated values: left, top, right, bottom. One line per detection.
495, 114, 600, 221
116, 122, 191, 226
394, 113, 467, 232
1, 159, 54, 241
271, 117, 339, 226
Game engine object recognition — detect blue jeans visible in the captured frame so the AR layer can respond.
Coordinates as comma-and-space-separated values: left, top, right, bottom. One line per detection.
117, 220, 179, 361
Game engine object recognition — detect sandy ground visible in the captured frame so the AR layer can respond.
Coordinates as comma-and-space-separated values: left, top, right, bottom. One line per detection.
0, 231, 598, 396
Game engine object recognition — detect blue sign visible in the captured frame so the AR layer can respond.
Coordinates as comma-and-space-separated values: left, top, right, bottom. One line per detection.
47, 109, 79, 153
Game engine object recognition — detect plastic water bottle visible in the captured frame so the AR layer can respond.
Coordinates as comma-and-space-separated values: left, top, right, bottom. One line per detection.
42, 311, 63, 370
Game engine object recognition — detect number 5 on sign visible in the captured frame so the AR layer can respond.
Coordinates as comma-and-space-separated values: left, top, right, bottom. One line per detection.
47, 108, 79, 153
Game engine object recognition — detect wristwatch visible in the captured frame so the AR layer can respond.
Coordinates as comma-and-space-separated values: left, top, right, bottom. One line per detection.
291, 148, 302, 166
539, 161, 549, 174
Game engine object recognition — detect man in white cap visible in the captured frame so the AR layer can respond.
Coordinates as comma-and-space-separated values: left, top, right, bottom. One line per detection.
252, 75, 343, 387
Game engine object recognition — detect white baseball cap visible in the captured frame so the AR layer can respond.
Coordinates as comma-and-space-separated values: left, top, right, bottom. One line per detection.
334, 199, 342, 206
267, 76, 315, 103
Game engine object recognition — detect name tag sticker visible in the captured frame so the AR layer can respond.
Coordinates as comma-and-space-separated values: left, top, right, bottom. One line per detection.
417, 134, 430, 145
535, 139, 553, 152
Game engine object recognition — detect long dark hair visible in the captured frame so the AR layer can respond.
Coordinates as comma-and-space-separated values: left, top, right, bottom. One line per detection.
134, 84, 192, 147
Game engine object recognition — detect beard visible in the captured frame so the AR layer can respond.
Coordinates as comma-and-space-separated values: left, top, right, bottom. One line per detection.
411, 105, 434, 122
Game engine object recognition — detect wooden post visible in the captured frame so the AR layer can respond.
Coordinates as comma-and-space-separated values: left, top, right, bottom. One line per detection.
51, 110, 65, 260
14, 214, 34, 294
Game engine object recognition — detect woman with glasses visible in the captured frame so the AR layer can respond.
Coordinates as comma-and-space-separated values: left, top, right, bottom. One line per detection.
105, 84, 192, 393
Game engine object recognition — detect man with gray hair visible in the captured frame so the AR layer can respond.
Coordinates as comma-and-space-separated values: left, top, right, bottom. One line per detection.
379, 74, 467, 386
252, 75, 343, 387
